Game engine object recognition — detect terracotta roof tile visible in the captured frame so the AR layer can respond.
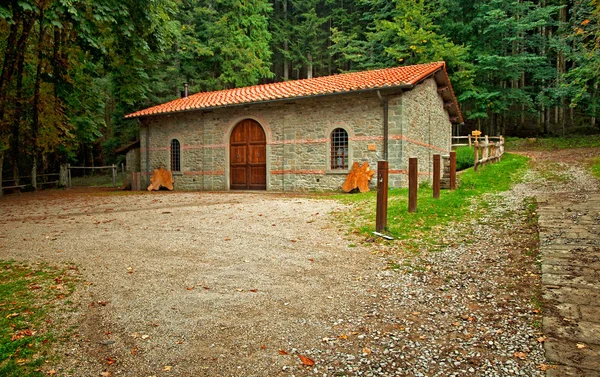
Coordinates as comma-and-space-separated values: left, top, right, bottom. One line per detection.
126, 62, 462, 123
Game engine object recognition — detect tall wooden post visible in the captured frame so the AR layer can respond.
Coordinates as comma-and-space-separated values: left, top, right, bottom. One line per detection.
433, 154, 440, 199
474, 141, 479, 172
376, 161, 388, 232
449, 151, 456, 190
408, 157, 417, 213
112, 164, 117, 187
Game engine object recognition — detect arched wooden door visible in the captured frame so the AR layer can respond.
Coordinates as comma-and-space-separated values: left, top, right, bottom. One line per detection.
230, 119, 266, 190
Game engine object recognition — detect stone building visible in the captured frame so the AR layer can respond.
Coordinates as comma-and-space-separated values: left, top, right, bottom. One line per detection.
125, 62, 462, 191
115, 140, 140, 172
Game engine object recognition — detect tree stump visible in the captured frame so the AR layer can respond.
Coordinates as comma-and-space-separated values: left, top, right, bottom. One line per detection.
147, 168, 174, 191
342, 161, 374, 193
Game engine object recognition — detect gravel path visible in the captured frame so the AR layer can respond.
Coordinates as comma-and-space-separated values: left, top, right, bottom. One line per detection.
0, 147, 597, 376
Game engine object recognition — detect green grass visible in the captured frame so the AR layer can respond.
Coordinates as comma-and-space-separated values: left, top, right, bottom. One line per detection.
0, 261, 79, 376
592, 157, 600, 180
455, 146, 474, 170
70, 173, 125, 187
505, 135, 600, 151
331, 153, 529, 250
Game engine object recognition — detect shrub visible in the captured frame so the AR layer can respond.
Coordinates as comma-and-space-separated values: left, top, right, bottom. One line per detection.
455, 146, 474, 171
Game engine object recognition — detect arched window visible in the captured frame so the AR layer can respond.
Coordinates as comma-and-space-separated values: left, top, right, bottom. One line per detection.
170, 139, 181, 172
330, 128, 348, 170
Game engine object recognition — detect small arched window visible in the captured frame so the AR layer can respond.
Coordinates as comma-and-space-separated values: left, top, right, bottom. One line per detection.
330, 128, 348, 170
171, 139, 181, 172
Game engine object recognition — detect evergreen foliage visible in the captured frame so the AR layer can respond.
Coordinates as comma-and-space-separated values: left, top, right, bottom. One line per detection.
1, 0, 599, 186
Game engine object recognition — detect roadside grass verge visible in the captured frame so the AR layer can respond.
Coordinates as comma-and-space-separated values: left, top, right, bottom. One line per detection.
0, 261, 80, 376
331, 153, 529, 251
505, 135, 600, 151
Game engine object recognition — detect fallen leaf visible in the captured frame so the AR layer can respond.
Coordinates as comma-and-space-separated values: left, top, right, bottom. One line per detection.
16, 358, 26, 364
537, 336, 547, 343
576, 343, 586, 349
163, 366, 172, 371
278, 350, 288, 355
224, 237, 231, 241
298, 354, 315, 366
47, 370, 56, 375
513, 352, 527, 360
249, 289, 258, 293
362, 347, 371, 355
141, 334, 149, 340
186, 287, 195, 291
106, 357, 116, 365
260, 345, 266, 349
338, 334, 347, 339
6, 313, 19, 319
100, 372, 112, 377
131, 348, 138, 355
538, 364, 557, 371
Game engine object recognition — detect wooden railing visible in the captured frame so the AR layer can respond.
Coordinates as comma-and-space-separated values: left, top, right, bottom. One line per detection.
451, 135, 505, 172
452, 135, 504, 148
473, 136, 504, 171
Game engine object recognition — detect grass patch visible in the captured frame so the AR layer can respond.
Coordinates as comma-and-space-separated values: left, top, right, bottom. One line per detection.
332, 153, 529, 248
0, 261, 80, 376
592, 157, 600, 180
505, 135, 600, 151
455, 146, 474, 170
70, 173, 125, 188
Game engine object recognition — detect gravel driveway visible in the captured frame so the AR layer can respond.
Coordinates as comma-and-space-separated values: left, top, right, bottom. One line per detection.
1, 148, 597, 377
1, 191, 378, 376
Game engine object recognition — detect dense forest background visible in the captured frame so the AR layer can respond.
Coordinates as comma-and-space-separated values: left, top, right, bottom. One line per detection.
1, 0, 599, 182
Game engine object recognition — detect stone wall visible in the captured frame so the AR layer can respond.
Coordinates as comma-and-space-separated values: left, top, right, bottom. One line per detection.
139, 77, 453, 192
396, 78, 452, 187
125, 149, 140, 172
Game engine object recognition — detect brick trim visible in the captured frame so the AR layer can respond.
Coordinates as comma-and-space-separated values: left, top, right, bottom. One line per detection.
389, 170, 432, 176
183, 171, 225, 176
271, 169, 325, 175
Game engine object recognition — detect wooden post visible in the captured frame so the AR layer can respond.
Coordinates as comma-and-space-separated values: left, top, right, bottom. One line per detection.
408, 157, 417, 213
468, 134, 472, 147
449, 152, 456, 190
67, 163, 72, 189
433, 154, 440, 199
376, 161, 388, 232
474, 141, 479, 172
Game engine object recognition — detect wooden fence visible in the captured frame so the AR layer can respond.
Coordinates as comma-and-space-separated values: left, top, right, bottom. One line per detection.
473, 136, 504, 171
1, 172, 61, 193
66, 164, 118, 189
451, 135, 505, 172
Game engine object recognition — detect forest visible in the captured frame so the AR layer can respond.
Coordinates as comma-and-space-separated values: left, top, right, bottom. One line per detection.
0, 0, 599, 183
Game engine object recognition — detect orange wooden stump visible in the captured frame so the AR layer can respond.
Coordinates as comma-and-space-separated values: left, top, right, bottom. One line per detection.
147, 167, 174, 191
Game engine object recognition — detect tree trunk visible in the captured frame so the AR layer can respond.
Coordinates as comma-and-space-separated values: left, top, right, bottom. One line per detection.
593, 82, 598, 130
12, 28, 32, 186
283, 0, 289, 80
307, 53, 313, 79
31, 3, 47, 190
0, 149, 4, 197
